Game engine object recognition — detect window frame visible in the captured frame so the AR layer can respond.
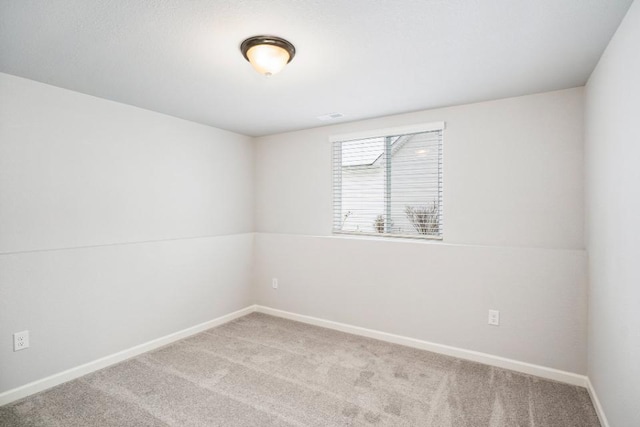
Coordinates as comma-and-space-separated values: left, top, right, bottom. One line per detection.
331, 121, 445, 241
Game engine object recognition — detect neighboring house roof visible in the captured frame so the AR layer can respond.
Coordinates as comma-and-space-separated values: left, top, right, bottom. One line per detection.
342, 135, 411, 168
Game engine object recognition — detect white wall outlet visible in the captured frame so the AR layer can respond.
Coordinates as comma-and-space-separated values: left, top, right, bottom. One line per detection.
13, 330, 29, 351
272, 278, 278, 289
488, 310, 500, 326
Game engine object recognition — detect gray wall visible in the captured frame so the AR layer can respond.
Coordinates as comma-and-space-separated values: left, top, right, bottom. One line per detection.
585, 1, 640, 426
253, 88, 588, 374
255, 89, 584, 250
254, 234, 587, 373
0, 71, 594, 397
0, 73, 254, 393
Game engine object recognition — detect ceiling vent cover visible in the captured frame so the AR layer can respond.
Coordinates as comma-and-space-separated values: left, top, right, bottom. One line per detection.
317, 112, 345, 121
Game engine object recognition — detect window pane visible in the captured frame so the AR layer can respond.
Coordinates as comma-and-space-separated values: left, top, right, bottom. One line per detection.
333, 127, 443, 239
339, 137, 386, 233
390, 132, 442, 236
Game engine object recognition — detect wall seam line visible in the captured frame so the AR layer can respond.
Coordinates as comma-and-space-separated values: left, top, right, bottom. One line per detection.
0, 232, 255, 256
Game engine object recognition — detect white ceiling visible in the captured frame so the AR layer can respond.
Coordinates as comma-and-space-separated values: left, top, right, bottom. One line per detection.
0, 0, 633, 136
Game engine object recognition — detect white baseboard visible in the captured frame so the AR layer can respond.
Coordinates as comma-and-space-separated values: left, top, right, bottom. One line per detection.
255, 305, 589, 388
1, 304, 595, 413
0, 305, 256, 406
586, 378, 610, 427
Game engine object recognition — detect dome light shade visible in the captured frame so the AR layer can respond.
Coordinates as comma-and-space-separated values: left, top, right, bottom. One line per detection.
241, 36, 296, 76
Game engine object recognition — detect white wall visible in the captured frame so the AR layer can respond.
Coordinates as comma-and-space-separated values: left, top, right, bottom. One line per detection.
0, 72, 591, 395
0, 73, 254, 393
585, 1, 640, 426
256, 88, 584, 250
254, 88, 588, 373
255, 234, 587, 373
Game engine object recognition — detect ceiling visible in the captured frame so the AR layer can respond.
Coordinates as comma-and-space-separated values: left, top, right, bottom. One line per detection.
0, 0, 633, 136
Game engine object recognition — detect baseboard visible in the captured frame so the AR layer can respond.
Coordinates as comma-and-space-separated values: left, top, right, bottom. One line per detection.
255, 305, 588, 388
0, 305, 257, 406
586, 378, 610, 427
1, 304, 594, 410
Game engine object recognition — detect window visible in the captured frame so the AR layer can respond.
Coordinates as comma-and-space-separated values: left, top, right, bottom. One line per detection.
332, 122, 444, 239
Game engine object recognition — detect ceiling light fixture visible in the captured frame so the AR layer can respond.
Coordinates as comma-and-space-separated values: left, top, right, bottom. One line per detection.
240, 35, 296, 76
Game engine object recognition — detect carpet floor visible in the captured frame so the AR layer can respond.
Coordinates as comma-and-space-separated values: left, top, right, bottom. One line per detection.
0, 313, 600, 426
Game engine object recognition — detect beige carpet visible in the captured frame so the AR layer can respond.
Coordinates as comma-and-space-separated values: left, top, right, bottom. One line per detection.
0, 313, 599, 426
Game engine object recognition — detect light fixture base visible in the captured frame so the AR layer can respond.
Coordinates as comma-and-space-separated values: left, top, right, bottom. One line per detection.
240, 36, 296, 64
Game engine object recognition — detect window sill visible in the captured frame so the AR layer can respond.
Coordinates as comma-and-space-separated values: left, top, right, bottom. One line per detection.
331, 230, 443, 243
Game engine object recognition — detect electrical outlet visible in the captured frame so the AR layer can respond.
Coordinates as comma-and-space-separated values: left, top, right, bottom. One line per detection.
272, 278, 278, 289
488, 310, 500, 326
13, 330, 29, 351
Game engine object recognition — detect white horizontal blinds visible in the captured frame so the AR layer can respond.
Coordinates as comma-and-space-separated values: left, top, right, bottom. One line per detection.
333, 137, 387, 233
332, 127, 443, 239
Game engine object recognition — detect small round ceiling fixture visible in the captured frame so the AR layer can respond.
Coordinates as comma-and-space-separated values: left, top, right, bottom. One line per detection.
240, 35, 296, 76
